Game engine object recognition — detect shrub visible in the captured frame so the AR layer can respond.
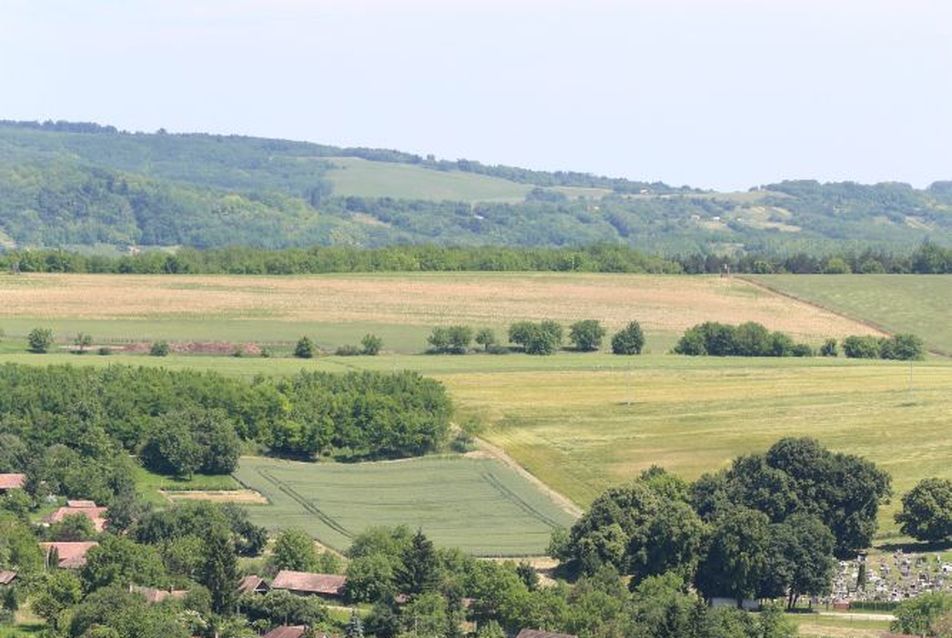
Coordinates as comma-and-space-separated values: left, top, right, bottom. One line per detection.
361, 333, 383, 356
880, 334, 925, 361
569, 320, 606, 352
791, 343, 814, 357
73, 333, 93, 354
335, 344, 362, 356
149, 341, 170, 357
509, 320, 562, 355
293, 336, 315, 359
842, 335, 881, 359
474, 328, 497, 352
611, 321, 645, 355
97, 346, 113, 356
427, 326, 472, 354
819, 339, 838, 357
27, 327, 54, 353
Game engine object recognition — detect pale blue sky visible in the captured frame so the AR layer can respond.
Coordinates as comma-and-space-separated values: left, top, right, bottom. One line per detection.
1, 0, 949, 190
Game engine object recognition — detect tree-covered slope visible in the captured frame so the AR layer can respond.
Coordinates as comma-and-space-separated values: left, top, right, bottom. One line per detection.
0, 119, 950, 252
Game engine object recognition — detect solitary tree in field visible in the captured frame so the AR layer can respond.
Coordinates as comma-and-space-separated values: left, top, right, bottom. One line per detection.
361, 333, 383, 356
474, 328, 497, 352
294, 336, 315, 359
611, 321, 646, 355
819, 338, 838, 357
27, 327, 54, 353
149, 340, 170, 357
569, 320, 606, 352
74, 332, 93, 354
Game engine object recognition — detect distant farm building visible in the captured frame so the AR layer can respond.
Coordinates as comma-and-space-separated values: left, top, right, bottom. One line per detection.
45, 501, 108, 532
41, 541, 99, 569
237, 574, 270, 595
270, 570, 347, 600
262, 626, 307, 638
0, 473, 26, 493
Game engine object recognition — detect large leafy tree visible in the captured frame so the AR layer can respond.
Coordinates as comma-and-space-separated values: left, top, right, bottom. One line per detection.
695, 507, 772, 605
271, 528, 318, 572
896, 478, 952, 542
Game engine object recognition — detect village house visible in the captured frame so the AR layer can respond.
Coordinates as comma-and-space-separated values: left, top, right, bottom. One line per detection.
237, 574, 270, 595
270, 570, 347, 600
44, 500, 109, 532
0, 473, 26, 493
0, 571, 17, 587
40, 541, 99, 569
263, 626, 307, 638
129, 584, 189, 604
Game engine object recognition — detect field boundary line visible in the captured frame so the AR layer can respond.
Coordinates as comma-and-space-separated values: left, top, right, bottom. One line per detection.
255, 467, 354, 540
737, 276, 950, 358
473, 435, 582, 519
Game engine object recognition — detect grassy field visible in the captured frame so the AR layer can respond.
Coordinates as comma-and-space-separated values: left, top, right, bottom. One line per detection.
442, 356, 952, 537
233, 455, 576, 556
750, 275, 952, 355
325, 157, 532, 202
0, 272, 878, 354
789, 613, 890, 638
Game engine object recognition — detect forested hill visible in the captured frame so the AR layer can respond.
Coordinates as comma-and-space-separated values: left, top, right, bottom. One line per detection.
1, 119, 951, 253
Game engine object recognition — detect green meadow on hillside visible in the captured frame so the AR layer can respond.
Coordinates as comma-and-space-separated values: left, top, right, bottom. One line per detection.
751, 274, 952, 355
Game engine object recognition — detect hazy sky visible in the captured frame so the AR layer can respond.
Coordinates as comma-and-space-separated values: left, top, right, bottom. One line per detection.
1, 0, 950, 190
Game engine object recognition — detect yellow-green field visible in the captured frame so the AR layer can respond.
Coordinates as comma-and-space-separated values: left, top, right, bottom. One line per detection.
0, 271, 948, 543
750, 274, 952, 355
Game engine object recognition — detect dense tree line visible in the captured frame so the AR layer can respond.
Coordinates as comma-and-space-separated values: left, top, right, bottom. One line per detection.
4, 242, 952, 275
842, 334, 926, 360
425, 320, 645, 356
0, 364, 452, 494
553, 439, 892, 609
673, 322, 814, 357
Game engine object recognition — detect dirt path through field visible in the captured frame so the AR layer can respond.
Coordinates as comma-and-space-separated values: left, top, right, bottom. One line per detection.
472, 435, 582, 519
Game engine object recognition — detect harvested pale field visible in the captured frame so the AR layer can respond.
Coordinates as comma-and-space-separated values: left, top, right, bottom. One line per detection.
0, 272, 879, 342
160, 489, 268, 504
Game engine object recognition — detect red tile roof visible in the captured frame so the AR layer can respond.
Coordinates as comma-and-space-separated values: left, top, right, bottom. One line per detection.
271, 570, 347, 595
0, 571, 17, 586
130, 585, 189, 604
46, 505, 108, 532
516, 630, 578, 638
40, 541, 99, 569
66, 499, 98, 508
237, 574, 269, 594
263, 626, 307, 638
0, 474, 26, 490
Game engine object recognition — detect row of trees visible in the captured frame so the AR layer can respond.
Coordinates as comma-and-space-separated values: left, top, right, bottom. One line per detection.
552, 439, 892, 609
4, 242, 952, 276
673, 322, 814, 357
842, 334, 925, 360
427, 321, 645, 356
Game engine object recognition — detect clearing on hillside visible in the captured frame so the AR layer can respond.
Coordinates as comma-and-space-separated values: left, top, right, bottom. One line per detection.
0, 272, 879, 352
325, 157, 532, 202
233, 455, 576, 556
749, 274, 952, 355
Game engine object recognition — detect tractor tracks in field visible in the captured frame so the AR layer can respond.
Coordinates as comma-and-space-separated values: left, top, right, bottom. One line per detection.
255, 467, 353, 540
473, 435, 582, 519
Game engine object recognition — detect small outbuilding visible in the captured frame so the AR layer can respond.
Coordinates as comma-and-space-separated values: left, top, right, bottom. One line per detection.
263, 626, 308, 638
0, 473, 26, 493
237, 574, 270, 595
0, 571, 17, 586
40, 541, 99, 569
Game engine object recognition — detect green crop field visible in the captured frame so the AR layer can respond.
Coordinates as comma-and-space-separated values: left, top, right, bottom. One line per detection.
749, 274, 952, 355
325, 157, 532, 202
233, 455, 576, 556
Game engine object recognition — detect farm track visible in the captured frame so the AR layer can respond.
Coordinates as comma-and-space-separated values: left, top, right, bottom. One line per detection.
474, 436, 583, 519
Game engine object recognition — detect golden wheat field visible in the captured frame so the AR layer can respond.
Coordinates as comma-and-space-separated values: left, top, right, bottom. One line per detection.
0, 272, 879, 346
